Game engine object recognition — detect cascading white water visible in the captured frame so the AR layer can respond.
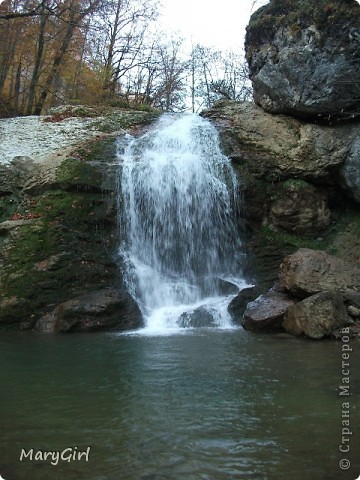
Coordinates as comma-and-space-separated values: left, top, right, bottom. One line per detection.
117, 114, 247, 333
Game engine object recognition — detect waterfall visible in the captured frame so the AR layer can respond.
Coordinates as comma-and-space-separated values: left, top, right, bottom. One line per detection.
117, 114, 247, 333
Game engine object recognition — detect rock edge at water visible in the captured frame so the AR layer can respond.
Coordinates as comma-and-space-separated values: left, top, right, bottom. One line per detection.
230, 248, 360, 340
34, 288, 143, 333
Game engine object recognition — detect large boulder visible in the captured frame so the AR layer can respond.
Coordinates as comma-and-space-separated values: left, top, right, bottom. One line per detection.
279, 248, 360, 297
245, 0, 360, 121
283, 291, 350, 339
35, 288, 143, 333
241, 291, 295, 332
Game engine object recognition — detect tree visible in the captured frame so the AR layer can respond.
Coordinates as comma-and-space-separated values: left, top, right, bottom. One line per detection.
0, 0, 56, 20
25, 0, 49, 114
0, 0, 103, 115
33, 0, 102, 114
88, 0, 158, 100
151, 36, 188, 112
188, 45, 253, 111
209, 51, 253, 103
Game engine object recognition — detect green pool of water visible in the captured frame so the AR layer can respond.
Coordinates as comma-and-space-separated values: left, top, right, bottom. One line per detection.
1, 329, 359, 479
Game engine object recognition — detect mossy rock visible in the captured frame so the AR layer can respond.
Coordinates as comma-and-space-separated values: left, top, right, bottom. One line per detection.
0, 189, 118, 328
247, 0, 360, 46
282, 178, 312, 190
92, 111, 160, 133
0, 195, 20, 223
55, 158, 104, 192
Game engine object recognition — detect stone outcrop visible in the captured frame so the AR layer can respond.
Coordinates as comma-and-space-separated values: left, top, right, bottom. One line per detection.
35, 288, 143, 333
214, 1, 360, 340
245, 0, 360, 121
279, 248, 360, 297
269, 180, 330, 235
283, 291, 350, 339
203, 101, 354, 182
203, 100, 360, 304
340, 138, 360, 203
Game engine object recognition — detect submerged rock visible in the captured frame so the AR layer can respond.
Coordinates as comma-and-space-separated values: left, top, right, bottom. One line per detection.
245, 0, 360, 121
283, 291, 350, 339
179, 307, 217, 328
242, 291, 295, 332
35, 288, 143, 333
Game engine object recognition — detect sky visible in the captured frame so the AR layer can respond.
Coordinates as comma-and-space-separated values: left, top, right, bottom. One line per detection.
159, 0, 360, 51
158, 0, 269, 51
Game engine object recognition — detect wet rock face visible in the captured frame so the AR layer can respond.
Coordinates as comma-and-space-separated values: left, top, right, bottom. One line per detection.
270, 180, 330, 235
0, 137, 129, 331
245, 0, 360, 121
339, 137, 360, 203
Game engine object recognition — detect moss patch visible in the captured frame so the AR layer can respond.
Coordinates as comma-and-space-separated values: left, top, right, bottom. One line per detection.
0, 189, 117, 327
256, 206, 360, 256
92, 110, 160, 133
0, 195, 20, 223
55, 158, 103, 192
282, 178, 311, 190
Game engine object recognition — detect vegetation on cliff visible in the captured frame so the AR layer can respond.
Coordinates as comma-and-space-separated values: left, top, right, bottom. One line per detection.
0, 109, 156, 330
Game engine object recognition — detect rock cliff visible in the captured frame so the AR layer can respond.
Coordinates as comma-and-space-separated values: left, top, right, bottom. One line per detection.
203, 0, 360, 339
0, 107, 158, 331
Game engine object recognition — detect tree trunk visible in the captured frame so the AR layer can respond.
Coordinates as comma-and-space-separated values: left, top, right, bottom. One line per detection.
33, 0, 101, 114
33, 13, 77, 115
26, 5, 47, 115
13, 62, 22, 116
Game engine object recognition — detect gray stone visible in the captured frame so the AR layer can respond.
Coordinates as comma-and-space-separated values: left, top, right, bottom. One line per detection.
228, 286, 265, 323
283, 291, 350, 339
0, 163, 19, 194
242, 291, 295, 332
343, 290, 360, 308
202, 101, 355, 181
11, 156, 40, 179
245, 0, 360, 121
178, 307, 217, 328
347, 305, 360, 318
